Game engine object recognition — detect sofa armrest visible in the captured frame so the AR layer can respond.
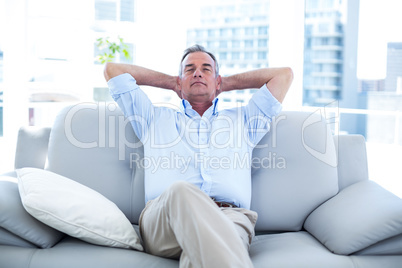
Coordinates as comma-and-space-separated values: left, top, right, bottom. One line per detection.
334, 135, 369, 190
304, 180, 402, 255
0, 176, 64, 248
14, 126, 51, 169
0, 227, 37, 248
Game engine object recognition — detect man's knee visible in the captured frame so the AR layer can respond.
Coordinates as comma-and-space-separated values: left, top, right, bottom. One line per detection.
166, 181, 196, 196
164, 181, 209, 207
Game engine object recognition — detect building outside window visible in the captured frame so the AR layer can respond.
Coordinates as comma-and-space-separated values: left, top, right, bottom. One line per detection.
245, 40, 254, 48
186, 0, 270, 105
95, 0, 135, 22
95, 0, 117, 21
120, 0, 135, 22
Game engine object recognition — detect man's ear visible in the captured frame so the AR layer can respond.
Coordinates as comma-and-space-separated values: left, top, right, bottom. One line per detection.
176, 76, 183, 99
177, 76, 182, 88
216, 75, 222, 91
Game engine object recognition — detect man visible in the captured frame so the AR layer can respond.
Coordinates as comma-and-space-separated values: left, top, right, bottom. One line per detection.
104, 45, 293, 267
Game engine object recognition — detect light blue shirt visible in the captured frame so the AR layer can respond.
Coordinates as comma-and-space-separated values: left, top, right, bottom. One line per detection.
108, 73, 282, 209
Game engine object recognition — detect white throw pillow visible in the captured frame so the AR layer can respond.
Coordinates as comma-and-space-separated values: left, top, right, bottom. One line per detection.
17, 168, 143, 251
304, 180, 402, 255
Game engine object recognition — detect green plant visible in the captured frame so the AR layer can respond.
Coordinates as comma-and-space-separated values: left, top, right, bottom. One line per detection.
95, 36, 131, 64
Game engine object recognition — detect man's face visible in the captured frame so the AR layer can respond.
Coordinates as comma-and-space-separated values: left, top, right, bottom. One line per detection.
178, 51, 221, 103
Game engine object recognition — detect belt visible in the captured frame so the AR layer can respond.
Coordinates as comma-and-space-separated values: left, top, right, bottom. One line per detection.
211, 197, 238, 208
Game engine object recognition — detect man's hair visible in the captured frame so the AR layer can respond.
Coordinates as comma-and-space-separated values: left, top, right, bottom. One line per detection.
179, 44, 219, 78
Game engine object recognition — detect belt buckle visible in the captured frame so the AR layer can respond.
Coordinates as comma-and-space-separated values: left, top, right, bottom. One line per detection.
211, 197, 237, 208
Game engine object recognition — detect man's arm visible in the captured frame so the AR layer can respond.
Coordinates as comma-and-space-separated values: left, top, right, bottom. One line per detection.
220, 67, 293, 103
104, 62, 178, 93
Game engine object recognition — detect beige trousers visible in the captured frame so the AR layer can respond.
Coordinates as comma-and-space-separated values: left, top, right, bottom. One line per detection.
139, 181, 258, 268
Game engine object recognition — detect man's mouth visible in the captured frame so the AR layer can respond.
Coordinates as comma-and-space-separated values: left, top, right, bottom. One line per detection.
191, 81, 206, 86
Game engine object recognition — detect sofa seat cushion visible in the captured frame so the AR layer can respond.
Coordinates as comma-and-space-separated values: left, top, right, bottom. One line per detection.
250, 232, 353, 268
354, 233, 402, 255
304, 180, 402, 255
0, 236, 179, 268
17, 168, 143, 251
0, 176, 64, 248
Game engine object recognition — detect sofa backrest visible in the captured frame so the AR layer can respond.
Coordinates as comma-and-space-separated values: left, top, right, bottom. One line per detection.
46, 103, 339, 230
47, 103, 145, 223
251, 111, 339, 231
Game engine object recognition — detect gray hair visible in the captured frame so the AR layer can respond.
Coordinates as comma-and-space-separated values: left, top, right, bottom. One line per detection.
179, 44, 219, 78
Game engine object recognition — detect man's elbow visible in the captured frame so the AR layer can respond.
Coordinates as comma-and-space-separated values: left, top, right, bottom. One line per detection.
269, 67, 294, 103
283, 67, 294, 87
104, 62, 117, 82
280, 67, 294, 97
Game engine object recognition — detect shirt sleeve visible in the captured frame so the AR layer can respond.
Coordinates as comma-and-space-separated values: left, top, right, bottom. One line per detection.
108, 73, 154, 142
249, 84, 282, 118
243, 84, 282, 147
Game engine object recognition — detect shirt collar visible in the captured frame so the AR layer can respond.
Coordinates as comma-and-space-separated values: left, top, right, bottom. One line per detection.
180, 97, 220, 118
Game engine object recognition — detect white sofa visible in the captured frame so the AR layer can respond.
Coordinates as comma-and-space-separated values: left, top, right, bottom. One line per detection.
1, 103, 402, 268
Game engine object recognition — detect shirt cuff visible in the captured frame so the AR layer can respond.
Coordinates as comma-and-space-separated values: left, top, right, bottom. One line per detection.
251, 84, 282, 118
108, 73, 140, 95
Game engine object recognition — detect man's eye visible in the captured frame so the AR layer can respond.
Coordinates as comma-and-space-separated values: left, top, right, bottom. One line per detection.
204, 68, 211, 72
186, 69, 194, 72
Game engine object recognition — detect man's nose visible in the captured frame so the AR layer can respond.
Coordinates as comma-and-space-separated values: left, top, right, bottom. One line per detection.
193, 68, 203, 77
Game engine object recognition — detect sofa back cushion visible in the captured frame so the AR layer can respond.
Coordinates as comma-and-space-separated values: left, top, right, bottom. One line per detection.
47, 103, 145, 224
47, 105, 338, 230
251, 111, 339, 231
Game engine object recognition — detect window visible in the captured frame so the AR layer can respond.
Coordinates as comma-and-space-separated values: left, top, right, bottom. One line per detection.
95, 0, 117, 21
244, 52, 253, 60
318, 23, 329, 33
120, 0, 135, 22
219, 52, 227, 60
258, 51, 267, 60
208, 29, 216, 37
232, 40, 240, 48
231, 28, 240, 36
219, 28, 229, 36
322, 0, 334, 9
232, 52, 240, 60
119, 43, 134, 64
306, 0, 319, 9
258, 39, 268, 47
245, 27, 254, 35
95, 0, 135, 22
245, 40, 253, 48
219, 40, 228, 48
196, 30, 203, 37
93, 41, 134, 65
258, 26, 268, 35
